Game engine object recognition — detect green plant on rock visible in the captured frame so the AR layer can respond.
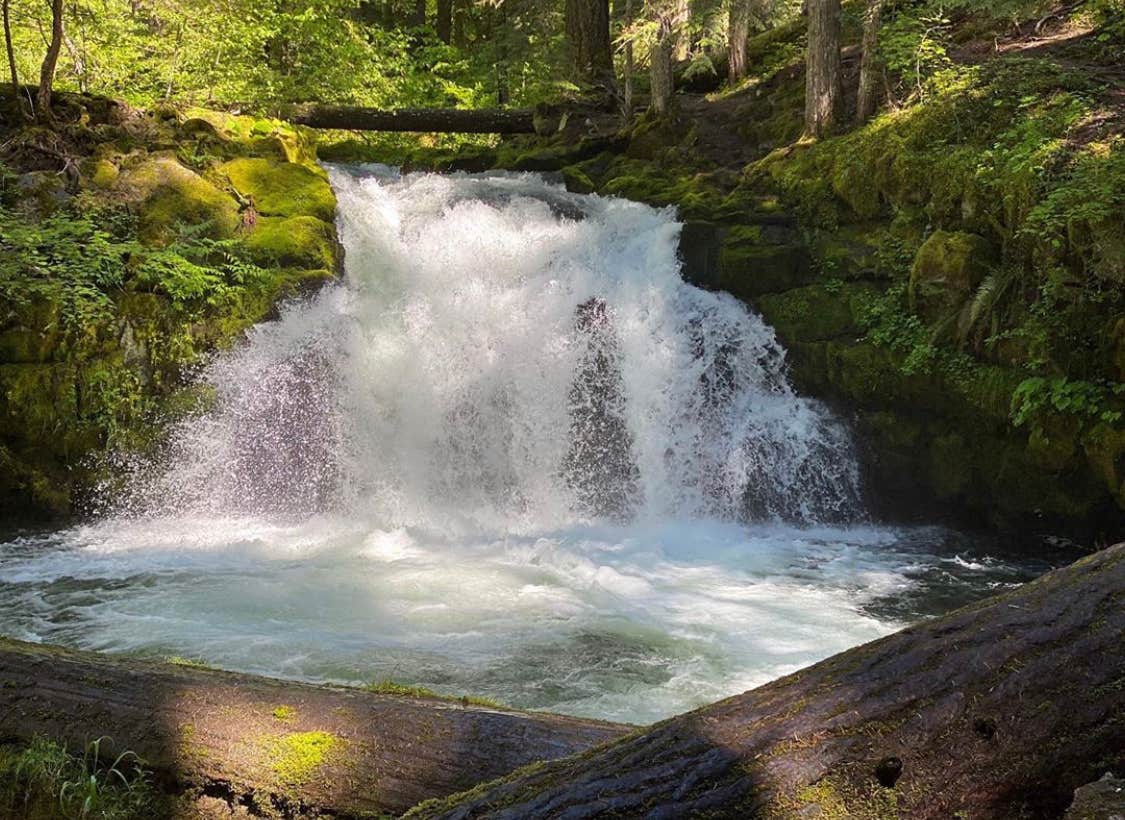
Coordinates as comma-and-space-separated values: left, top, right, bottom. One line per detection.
1011, 377, 1125, 429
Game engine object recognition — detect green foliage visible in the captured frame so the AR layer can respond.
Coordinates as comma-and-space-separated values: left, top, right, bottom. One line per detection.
1011, 377, 1125, 428
0, 737, 162, 820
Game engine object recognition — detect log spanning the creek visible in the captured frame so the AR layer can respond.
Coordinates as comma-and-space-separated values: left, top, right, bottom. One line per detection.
0, 639, 629, 816
283, 103, 551, 134
408, 543, 1125, 819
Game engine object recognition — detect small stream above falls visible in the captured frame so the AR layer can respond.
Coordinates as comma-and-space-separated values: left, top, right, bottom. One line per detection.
0, 168, 1056, 724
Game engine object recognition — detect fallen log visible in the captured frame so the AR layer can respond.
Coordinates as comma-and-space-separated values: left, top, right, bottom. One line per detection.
407, 543, 1125, 819
0, 639, 629, 816
283, 104, 542, 134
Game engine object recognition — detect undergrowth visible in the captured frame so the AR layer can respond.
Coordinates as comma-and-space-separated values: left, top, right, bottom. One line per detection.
0, 737, 163, 820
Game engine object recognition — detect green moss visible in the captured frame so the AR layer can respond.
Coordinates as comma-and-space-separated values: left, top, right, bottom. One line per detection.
757, 282, 879, 343
117, 156, 240, 242
365, 679, 505, 708
775, 777, 900, 820
244, 216, 337, 270
218, 157, 335, 222
264, 730, 340, 786
909, 230, 996, 317
717, 225, 813, 298
179, 108, 319, 168
166, 655, 209, 668
272, 705, 297, 721
560, 165, 596, 194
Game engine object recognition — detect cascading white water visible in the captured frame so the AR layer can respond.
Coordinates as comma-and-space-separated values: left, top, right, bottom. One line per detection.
124, 166, 863, 530
0, 168, 1040, 724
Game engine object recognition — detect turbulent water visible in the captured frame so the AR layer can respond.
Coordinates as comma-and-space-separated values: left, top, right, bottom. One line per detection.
0, 168, 1046, 724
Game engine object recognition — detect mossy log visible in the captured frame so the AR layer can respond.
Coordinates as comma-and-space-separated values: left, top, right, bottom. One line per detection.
0, 639, 628, 817
409, 543, 1125, 819
283, 104, 541, 134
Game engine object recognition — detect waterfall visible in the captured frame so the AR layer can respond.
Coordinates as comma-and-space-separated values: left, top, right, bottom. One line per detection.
9, 167, 1022, 727
120, 166, 863, 532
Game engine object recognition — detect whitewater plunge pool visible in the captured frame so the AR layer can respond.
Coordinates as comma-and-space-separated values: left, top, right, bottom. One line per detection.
0, 168, 1055, 725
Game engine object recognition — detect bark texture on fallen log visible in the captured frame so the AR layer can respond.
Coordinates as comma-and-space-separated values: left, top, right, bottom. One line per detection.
0, 639, 629, 816
283, 104, 540, 134
408, 543, 1125, 820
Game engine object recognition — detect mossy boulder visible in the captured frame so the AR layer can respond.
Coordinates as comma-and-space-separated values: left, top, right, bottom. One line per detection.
117, 156, 240, 242
560, 165, 596, 195
908, 230, 995, 317
217, 158, 335, 222
717, 224, 813, 298
756, 282, 879, 343
244, 216, 337, 270
178, 108, 319, 169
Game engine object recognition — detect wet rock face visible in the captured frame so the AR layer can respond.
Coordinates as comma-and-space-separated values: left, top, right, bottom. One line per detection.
562, 297, 641, 521
1065, 774, 1125, 820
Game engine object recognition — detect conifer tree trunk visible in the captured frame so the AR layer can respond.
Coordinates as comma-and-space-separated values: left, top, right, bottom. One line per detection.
804, 0, 841, 137
728, 0, 750, 82
3, 0, 21, 110
412, 0, 426, 27
565, 0, 614, 88
622, 0, 634, 116
856, 0, 882, 123
37, 0, 64, 120
436, 0, 452, 42
649, 16, 674, 115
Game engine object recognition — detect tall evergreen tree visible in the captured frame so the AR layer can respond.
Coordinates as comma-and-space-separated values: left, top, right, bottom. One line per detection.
804, 0, 841, 137
856, 0, 883, 123
565, 0, 613, 88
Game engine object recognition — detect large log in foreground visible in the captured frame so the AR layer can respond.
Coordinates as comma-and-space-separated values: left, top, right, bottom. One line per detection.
409, 544, 1125, 819
284, 104, 539, 134
0, 639, 629, 816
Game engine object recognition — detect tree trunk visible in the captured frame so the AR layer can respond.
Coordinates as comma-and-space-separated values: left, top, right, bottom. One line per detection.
649, 17, 674, 116
284, 104, 541, 133
36, 0, 64, 121
0, 638, 629, 817
804, 0, 841, 137
565, 0, 614, 88
452, 0, 467, 47
412, 0, 426, 27
3, 0, 22, 112
622, 0, 634, 117
728, 0, 750, 82
408, 544, 1125, 820
436, 0, 452, 43
856, 0, 883, 123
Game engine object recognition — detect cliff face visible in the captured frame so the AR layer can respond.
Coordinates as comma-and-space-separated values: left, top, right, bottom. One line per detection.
0, 96, 340, 519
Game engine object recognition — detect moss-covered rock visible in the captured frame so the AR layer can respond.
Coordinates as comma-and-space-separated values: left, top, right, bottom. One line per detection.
908, 230, 995, 317
718, 224, 813, 298
217, 157, 335, 222
757, 282, 878, 343
116, 156, 240, 242
244, 216, 337, 270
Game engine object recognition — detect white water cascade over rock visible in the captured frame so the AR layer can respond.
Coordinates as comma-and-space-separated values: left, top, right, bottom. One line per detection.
130, 167, 863, 529
0, 168, 1039, 724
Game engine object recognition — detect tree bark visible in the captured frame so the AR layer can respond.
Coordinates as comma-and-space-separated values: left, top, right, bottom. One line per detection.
3, 0, 22, 112
284, 104, 540, 133
408, 544, 1125, 819
856, 0, 882, 123
728, 0, 751, 82
36, 0, 64, 121
622, 0, 634, 117
436, 0, 452, 43
565, 0, 614, 88
0, 638, 629, 817
804, 0, 841, 137
649, 16, 674, 116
